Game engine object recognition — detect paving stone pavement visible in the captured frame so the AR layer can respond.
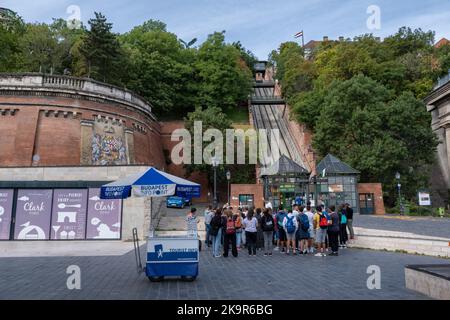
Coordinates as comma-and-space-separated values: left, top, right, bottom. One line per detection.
354, 214, 450, 238
0, 244, 448, 300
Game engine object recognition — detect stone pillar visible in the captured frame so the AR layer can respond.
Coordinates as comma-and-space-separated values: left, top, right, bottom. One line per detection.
445, 127, 450, 188
80, 120, 94, 165
125, 128, 135, 164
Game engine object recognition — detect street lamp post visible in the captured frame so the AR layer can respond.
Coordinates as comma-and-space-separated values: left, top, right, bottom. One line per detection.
212, 156, 219, 208
226, 170, 231, 206
396, 172, 404, 215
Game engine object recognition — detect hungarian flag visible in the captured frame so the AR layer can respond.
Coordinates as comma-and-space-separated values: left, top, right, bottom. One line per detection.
294, 31, 303, 38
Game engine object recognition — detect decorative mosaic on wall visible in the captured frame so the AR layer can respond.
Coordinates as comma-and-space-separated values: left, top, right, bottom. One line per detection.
92, 134, 127, 165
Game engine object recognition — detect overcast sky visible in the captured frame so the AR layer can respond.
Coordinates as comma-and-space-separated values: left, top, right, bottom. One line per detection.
2, 0, 450, 59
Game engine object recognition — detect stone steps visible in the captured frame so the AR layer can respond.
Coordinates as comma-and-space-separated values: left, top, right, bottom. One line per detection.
349, 227, 450, 258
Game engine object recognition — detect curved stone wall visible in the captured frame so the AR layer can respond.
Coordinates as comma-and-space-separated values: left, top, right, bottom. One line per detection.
0, 73, 165, 168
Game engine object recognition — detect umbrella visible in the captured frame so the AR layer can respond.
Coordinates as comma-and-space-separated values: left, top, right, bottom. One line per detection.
100, 167, 201, 200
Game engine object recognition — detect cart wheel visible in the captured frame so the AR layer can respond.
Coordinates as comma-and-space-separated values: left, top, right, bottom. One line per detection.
148, 276, 164, 282
198, 239, 202, 252
181, 276, 196, 282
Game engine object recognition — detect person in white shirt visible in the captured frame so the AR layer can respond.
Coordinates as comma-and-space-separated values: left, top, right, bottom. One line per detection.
304, 205, 315, 253
204, 205, 214, 247
282, 210, 298, 255
243, 208, 258, 256
265, 201, 273, 210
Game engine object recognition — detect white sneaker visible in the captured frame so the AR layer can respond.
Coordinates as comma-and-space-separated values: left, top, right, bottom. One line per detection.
314, 253, 322, 257
322, 253, 327, 257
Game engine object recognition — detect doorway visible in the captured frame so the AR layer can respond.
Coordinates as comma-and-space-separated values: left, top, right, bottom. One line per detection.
359, 193, 375, 214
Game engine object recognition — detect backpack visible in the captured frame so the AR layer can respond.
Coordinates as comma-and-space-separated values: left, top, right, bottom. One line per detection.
319, 213, 329, 229
277, 212, 286, 228
225, 218, 236, 235
262, 215, 274, 231
300, 214, 310, 232
341, 213, 347, 224
286, 216, 296, 234
235, 216, 242, 229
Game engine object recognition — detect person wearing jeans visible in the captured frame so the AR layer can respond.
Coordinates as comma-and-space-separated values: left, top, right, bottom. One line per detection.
210, 209, 224, 258
261, 208, 274, 256
204, 205, 213, 247
243, 208, 258, 256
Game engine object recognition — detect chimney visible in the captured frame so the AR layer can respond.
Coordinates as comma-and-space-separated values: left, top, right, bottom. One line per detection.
323, 36, 329, 41
339, 36, 344, 41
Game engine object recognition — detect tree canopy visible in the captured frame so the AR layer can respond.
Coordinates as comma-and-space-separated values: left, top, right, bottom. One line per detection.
0, 11, 255, 117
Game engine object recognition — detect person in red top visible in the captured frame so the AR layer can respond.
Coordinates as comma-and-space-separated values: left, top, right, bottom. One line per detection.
223, 210, 238, 257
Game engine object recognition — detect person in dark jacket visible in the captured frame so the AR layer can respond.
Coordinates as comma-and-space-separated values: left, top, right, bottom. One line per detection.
338, 205, 348, 248
261, 208, 275, 256
327, 205, 340, 256
255, 208, 264, 250
210, 209, 224, 258
345, 203, 354, 239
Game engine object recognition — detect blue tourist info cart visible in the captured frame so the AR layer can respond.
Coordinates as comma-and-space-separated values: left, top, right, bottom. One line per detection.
100, 167, 201, 281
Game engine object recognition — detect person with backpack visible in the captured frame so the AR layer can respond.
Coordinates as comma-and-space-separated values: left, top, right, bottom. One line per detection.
338, 205, 348, 248
283, 209, 298, 255
223, 210, 238, 257
261, 208, 275, 256
313, 206, 331, 257
243, 208, 258, 256
327, 205, 340, 256
210, 209, 224, 258
276, 206, 287, 252
234, 209, 243, 250
296, 210, 310, 254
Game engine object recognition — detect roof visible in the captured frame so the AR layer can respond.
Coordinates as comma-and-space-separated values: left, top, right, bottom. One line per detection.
316, 154, 359, 175
435, 38, 450, 49
304, 40, 321, 49
260, 155, 309, 176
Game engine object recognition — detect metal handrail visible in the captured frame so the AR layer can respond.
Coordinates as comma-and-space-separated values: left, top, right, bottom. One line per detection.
132, 227, 144, 274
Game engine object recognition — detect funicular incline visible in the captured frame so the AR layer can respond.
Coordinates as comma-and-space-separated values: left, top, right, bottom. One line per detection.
250, 79, 308, 170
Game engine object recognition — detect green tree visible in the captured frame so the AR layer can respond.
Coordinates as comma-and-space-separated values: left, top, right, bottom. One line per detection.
79, 12, 127, 85
120, 20, 196, 116
184, 106, 232, 182
0, 10, 24, 72
312, 75, 438, 203
195, 31, 253, 111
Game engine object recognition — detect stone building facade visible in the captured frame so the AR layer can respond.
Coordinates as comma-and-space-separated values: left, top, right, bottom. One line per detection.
424, 72, 450, 206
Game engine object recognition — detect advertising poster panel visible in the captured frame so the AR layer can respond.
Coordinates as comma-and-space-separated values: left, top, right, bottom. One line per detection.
0, 190, 14, 240
86, 188, 122, 239
14, 189, 53, 240
51, 189, 88, 240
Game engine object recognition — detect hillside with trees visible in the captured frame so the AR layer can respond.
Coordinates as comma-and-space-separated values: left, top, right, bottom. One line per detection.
269, 28, 450, 204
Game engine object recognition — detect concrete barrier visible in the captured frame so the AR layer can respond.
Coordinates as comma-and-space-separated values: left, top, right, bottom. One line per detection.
348, 227, 450, 258
405, 265, 450, 300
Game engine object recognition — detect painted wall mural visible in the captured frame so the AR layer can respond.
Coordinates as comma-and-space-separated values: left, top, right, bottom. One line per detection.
92, 134, 127, 165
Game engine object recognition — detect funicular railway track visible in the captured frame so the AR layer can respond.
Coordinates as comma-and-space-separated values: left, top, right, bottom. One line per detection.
250, 84, 306, 168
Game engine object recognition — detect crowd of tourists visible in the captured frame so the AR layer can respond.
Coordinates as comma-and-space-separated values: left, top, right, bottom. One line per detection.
196, 202, 354, 258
